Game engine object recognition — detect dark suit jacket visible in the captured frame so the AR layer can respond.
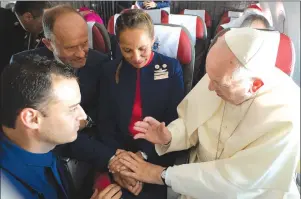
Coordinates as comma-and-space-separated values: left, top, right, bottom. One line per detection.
10, 47, 116, 171
97, 52, 184, 166
0, 8, 26, 73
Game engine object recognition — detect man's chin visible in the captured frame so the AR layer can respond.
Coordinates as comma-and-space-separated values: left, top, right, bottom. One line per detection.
68, 133, 78, 143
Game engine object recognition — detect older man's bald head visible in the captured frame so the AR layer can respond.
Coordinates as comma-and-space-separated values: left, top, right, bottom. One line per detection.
41, 5, 89, 69
43, 5, 86, 39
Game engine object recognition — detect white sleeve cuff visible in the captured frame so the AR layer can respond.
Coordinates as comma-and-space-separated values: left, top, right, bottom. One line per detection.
165, 167, 171, 186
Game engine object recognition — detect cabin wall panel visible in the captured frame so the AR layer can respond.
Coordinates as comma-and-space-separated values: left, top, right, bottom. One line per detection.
171, 1, 257, 34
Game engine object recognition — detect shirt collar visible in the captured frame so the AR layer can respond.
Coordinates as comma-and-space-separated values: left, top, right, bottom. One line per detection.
0, 132, 55, 167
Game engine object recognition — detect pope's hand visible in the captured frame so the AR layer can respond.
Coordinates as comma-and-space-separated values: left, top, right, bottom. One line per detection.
133, 117, 172, 145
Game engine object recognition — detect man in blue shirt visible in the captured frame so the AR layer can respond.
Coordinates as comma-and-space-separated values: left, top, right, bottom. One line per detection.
0, 55, 122, 199
136, 1, 170, 9
10, 4, 118, 177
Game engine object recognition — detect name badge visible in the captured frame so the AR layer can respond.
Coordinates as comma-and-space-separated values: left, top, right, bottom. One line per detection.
154, 64, 169, 80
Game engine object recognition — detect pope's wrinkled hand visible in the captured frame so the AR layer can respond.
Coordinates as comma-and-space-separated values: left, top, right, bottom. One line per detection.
133, 117, 172, 145
118, 152, 165, 185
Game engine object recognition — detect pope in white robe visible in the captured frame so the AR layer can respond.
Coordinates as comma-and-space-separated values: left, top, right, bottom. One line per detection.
113, 27, 300, 199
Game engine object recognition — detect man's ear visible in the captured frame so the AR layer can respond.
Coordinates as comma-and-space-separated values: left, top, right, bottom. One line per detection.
42, 38, 54, 52
19, 108, 40, 130
251, 78, 264, 93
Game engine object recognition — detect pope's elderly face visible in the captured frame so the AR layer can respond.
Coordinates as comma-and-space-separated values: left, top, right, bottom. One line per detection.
206, 36, 254, 105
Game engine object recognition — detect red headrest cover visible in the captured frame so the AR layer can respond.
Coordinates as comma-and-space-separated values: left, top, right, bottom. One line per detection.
107, 15, 115, 35
178, 29, 192, 64
276, 33, 294, 75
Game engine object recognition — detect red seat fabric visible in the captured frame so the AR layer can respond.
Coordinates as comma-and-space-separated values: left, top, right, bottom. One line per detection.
276, 33, 295, 76
87, 22, 112, 58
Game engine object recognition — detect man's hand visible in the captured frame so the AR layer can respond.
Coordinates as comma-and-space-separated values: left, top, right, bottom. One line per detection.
143, 1, 157, 9
133, 117, 172, 145
119, 152, 165, 185
113, 173, 143, 196
109, 150, 145, 173
90, 184, 122, 199
109, 150, 133, 173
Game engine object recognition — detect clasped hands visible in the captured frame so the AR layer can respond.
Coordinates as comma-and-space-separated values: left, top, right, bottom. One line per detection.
107, 117, 172, 195
108, 150, 144, 196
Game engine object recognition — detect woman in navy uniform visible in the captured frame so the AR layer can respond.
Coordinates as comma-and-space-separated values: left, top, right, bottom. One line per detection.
96, 9, 184, 199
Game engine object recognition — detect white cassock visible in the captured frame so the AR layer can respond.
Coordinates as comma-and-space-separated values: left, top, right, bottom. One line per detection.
155, 28, 300, 199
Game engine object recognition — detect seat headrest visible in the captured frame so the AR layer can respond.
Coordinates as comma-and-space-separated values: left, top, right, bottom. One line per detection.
87, 22, 111, 54
228, 11, 243, 18
180, 9, 212, 28
216, 17, 231, 34
166, 14, 206, 44
221, 9, 270, 30
153, 24, 193, 65
107, 14, 120, 35
144, 9, 167, 24
276, 33, 295, 76
247, 4, 262, 12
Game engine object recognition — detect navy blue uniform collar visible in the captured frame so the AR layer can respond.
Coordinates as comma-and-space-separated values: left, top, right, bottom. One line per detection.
0, 132, 65, 197
0, 132, 54, 167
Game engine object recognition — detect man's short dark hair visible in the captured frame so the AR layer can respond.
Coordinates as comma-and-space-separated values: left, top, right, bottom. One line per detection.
0, 54, 76, 129
13, 1, 52, 18
240, 14, 271, 29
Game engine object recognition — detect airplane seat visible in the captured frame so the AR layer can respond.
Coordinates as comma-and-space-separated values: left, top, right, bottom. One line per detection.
79, 7, 104, 24
216, 4, 264, 36
179, 9, 212, 40
107, 9, 168, 35
107, 14, 123, 59
215, 16, 231, 35
221, 10, 243, 22
107, 10, 169, 60
276, 33, 295, 76
144, 9, 169, 24
163, 14, 207, 85
153, 24, 195, 94
107, 14, 119, 35
215, 11, 243, 35
87, 22, 112, 59
153, 24, 194, 199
